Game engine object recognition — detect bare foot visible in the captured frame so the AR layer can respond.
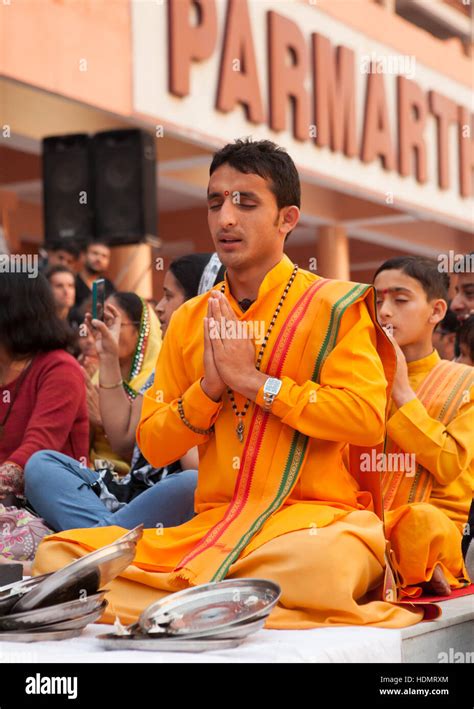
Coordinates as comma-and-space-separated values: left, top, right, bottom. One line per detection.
423, 565, 451, 596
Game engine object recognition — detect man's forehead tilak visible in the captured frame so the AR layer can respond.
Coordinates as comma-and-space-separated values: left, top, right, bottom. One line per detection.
207, 189, 261, 199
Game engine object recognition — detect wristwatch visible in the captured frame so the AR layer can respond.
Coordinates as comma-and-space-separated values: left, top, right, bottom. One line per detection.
262, 377, 282, 412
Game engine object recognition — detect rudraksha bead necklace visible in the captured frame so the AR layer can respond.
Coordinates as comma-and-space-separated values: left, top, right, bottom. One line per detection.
219, 264, 299, 442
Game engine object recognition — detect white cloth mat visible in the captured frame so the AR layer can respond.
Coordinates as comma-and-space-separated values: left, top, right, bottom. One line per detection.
0, 623, 402, 663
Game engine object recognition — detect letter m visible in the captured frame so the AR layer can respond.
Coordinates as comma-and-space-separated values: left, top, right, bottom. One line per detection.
311, 34, 357, 157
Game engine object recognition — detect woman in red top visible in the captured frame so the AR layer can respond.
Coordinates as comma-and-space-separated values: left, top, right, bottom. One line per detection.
0, 271, 89, 501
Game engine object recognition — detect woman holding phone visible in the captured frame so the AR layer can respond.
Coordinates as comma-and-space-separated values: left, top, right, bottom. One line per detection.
88, 292, 162, 475
23, 253, 225, 534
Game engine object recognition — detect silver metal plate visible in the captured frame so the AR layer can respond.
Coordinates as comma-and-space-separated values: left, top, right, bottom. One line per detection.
0, 628, 83, 642
12, 533, 140, 613
140, 578, 281, 635
0, 574, 51, 616
0, 573, 50, 595
0, 593, 107, 631
114, 525, 144, 544
98, 633, 243, 653
21, 602, 107, 633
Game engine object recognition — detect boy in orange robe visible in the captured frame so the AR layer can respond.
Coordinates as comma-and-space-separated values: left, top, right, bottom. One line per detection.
373, 257, 473, 598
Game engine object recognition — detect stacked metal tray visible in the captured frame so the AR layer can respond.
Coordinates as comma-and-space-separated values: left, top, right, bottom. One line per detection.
0, 526, 143, 642
98, 578, 281, 652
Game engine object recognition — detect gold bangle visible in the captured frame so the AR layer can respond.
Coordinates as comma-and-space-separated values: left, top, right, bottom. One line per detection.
99, 379, 123, 389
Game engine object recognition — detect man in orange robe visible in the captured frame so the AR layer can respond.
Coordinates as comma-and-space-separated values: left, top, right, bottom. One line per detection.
33, 140, 424, 629
374, 257, 473, 598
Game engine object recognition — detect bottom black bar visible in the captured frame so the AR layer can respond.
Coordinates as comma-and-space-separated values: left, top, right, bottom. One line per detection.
0, 662, 470, 707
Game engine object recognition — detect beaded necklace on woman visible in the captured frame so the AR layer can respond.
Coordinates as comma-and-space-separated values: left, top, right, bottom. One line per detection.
122, 298, 150, 401
221, 264, 299, 442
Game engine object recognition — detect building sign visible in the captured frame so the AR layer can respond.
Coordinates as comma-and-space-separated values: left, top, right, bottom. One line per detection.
132, 0, 473, 227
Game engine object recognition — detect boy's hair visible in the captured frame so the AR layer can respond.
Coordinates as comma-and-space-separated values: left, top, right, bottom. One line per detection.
209, 138, 300, 242
458, 315, 474, 363
373, 256, 449, 302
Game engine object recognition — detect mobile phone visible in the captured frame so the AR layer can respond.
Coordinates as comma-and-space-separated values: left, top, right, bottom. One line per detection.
92, 278, 106, 321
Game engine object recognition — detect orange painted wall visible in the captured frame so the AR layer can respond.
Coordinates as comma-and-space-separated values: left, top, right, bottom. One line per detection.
0, 0, 132, 115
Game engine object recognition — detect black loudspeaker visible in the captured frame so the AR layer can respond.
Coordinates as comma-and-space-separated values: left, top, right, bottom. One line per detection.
42, 134, 95, 247
92, 129, 157, 246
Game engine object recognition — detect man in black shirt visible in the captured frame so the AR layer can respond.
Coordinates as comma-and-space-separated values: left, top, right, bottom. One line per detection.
75, 241, 116, 309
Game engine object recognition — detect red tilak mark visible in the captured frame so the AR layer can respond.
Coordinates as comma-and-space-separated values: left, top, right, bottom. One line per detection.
224, 190, 230, 196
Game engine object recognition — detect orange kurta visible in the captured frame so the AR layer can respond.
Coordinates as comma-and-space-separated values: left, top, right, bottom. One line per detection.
33, 256, 424, 628
384, 350, 474, 593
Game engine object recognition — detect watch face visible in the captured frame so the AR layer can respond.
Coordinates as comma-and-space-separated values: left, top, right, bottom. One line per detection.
264, 378, 281, 396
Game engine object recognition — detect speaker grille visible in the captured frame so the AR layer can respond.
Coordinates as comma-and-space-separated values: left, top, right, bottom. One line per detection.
42, 130, 157, 248
42, 134, 94, 247
93, 129, 157, 245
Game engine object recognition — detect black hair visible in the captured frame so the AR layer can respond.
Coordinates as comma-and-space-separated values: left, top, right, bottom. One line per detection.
458, 315, 474, 363
0, 272, 75, 356
373, 256, 449, 302
209, 138, 300, 242
87, 240, 111, 251
169, 253, 226, 301
47, 241, 81, 258
44, 264, 76, 282
108, 292, 143, 330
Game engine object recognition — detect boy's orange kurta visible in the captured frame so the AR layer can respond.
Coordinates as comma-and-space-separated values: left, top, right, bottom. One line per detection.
33, 256, 424, 628
383, 350, 474, 596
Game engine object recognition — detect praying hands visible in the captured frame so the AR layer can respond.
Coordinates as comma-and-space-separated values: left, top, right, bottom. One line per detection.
201, 291, 268, 402
383, 327, 417, 409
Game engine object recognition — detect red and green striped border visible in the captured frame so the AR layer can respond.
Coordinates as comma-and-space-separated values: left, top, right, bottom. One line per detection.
211, 283, 370, 581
